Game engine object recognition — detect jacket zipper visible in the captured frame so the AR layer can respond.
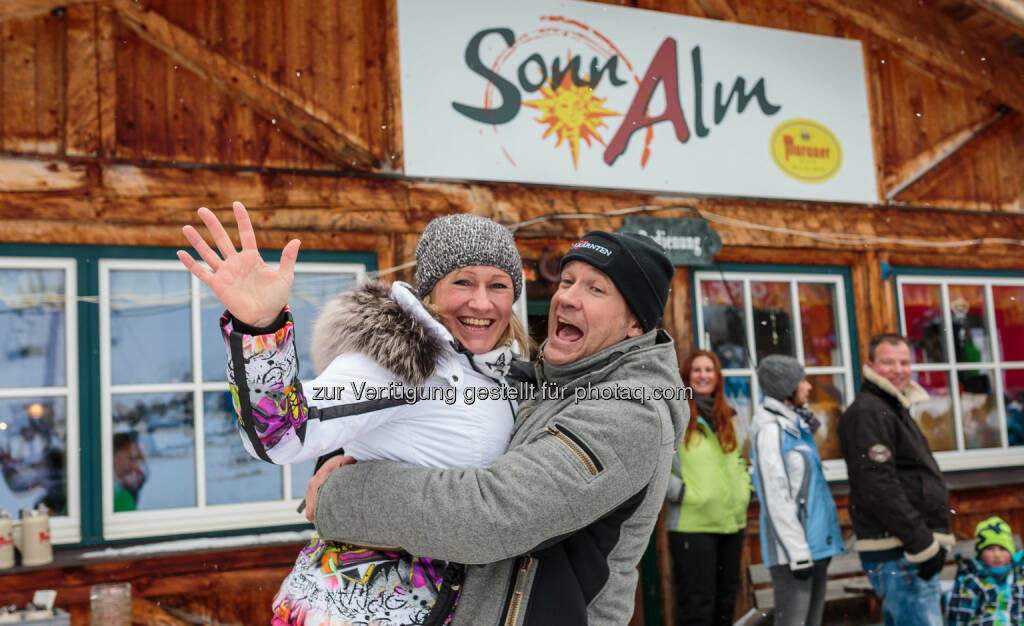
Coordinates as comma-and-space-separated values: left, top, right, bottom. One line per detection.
546, 425, 601, 475
503, 556, 533, 626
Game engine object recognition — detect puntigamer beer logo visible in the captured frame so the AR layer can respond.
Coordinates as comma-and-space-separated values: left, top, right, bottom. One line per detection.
769, 118, 843, 183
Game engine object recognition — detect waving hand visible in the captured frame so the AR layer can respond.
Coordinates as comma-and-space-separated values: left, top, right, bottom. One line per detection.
177, 201, 300, 327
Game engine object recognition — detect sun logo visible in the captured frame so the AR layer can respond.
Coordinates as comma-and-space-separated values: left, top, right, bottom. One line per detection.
523, 66, 620, 170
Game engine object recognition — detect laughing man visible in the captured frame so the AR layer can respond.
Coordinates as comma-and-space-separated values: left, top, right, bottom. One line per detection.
306, 230, 689, 626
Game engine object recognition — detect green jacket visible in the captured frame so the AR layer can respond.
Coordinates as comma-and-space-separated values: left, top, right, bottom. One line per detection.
666, 417, 751, 534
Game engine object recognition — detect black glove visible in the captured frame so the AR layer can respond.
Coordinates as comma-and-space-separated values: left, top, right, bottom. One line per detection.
917, 547, 946, 580
791, 563, 813, 580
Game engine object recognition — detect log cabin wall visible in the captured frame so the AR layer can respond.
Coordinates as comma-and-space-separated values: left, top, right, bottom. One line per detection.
0, 0, 1022, 624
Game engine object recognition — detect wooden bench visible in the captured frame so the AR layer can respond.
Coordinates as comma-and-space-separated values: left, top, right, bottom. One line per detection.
735, 535, 1022, 626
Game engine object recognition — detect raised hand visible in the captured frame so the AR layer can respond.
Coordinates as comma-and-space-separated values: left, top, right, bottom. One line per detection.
177, 201, 300, 327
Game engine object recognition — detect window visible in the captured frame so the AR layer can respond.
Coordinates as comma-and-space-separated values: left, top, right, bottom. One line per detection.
0, 258, 79, 543
100, 259, 365, 540
694, 270, 856, 478
0, 245, 373, 544
898, 275, 1024, 471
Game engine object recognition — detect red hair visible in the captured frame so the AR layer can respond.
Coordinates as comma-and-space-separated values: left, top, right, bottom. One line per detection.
680, 350, 738, 453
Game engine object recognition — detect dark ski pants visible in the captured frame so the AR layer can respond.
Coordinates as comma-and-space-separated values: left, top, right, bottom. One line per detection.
668, 530, 745, 626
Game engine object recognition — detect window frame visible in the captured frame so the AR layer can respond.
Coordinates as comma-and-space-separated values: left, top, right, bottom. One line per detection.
692, 264, 859, 480
895, 270, 1024, 472
0, 244, 376, 545
0, 256, 80, 543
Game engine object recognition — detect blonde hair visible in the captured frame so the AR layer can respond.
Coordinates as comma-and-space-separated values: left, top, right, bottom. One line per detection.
422, 293, 533, 356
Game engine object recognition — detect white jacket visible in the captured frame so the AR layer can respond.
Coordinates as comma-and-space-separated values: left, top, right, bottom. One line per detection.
750, 397, 812, 568
223, 280, 516, 470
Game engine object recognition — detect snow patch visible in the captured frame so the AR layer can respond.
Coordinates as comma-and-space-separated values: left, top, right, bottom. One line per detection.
81, 529, 314, 559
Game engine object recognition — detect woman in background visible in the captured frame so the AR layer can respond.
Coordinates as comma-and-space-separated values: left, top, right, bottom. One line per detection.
666, 350, 751, 625
749, 355, 844, 626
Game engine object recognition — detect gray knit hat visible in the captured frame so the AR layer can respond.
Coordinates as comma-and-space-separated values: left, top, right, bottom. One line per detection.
414, 213, 522, 300
756, 355, 806, 401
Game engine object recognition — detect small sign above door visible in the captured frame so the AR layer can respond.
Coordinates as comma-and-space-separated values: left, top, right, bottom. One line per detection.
618, 217, 722, 266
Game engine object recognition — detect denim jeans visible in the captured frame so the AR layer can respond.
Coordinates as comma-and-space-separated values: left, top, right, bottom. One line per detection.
861, 556, 943, 626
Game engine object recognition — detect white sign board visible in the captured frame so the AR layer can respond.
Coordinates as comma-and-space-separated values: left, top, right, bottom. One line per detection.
398, 0, 877, 204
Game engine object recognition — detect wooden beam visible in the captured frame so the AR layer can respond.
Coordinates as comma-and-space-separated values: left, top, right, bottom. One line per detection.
109, 0, 379, 171
1, 158, 1023, 259
0, 0, 94, 22
886, 107, 1013, 199
0, 155, 88, 191
970, 0, 1024, 30
891, 109, 1022, 203
804, 0, 1024, 107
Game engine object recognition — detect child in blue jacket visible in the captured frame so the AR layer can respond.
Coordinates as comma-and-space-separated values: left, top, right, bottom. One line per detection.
946, 516, 1023, 625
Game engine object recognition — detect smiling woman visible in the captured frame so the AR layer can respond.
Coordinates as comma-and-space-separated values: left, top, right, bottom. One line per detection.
425, 266, 516, 355
177, 206, 530, 626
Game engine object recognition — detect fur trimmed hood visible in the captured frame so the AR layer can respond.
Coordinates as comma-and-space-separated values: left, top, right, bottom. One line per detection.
310, 280, 449, 386
861, 364, 930, 409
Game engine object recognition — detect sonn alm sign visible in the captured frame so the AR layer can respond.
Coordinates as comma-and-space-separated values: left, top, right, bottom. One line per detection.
398, 0, 876, 204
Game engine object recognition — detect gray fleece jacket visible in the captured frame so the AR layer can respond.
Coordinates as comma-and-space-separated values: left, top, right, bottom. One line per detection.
314, 329, 688, 626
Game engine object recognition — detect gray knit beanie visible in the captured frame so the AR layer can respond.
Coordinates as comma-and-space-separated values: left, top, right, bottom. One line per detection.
756, 355, 806, 401
414, 213, 522, 300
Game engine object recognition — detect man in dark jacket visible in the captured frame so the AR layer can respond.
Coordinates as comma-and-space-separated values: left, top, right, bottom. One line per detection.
839, 333, 954, 626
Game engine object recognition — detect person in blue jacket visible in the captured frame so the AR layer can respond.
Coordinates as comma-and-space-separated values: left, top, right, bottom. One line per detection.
946, 516, 1023, 625
749, 355, 844, 626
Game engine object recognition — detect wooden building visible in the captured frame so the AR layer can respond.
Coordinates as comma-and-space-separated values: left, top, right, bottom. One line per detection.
0, 0, 1022, 623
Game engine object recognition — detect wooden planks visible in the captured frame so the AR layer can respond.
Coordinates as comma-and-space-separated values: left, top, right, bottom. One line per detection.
110, 0, 378, 170
0, 0, 1018, 211
65, 3, 99, 155
895, 110, 1024, 208
803, 0, 1024, 108
1, 157, 1023, 254
0, 0, 94, 23
3, 543, 299, 625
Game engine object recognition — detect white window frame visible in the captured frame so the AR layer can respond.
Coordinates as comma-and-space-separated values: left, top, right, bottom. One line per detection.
896, 275, 1024, 473
0, 257, 80, 544
100, 259, 366, 540
694, 271, 855, 480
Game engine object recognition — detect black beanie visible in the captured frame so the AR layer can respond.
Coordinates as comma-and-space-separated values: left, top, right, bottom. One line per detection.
559, 231, 674, 332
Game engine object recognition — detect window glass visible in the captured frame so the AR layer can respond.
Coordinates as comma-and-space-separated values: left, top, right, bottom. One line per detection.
203, 391, 281, 505
948, 284, 992, 365
751, 281, 793, 359
200, 283, 228, 383
289, 273, 358, 370
806, 374, 844, 460
0, 396, 67, 515
723, 376, 752, 455
899, 277, 1024, 460
902, 283, 947, 364
111, 392, 195, 511
102, 259, 366, 538
110, 271, 191, 385
959, 370, 999, 450
0, 268, 66, 388
992, 286, 1024, 362
290, 458, 316, 503
799, 282, 840, 367
700, 281, 747, 368
1003, 369, 1024, 447
910, 371, 955, 452
697, 272, 853, 471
